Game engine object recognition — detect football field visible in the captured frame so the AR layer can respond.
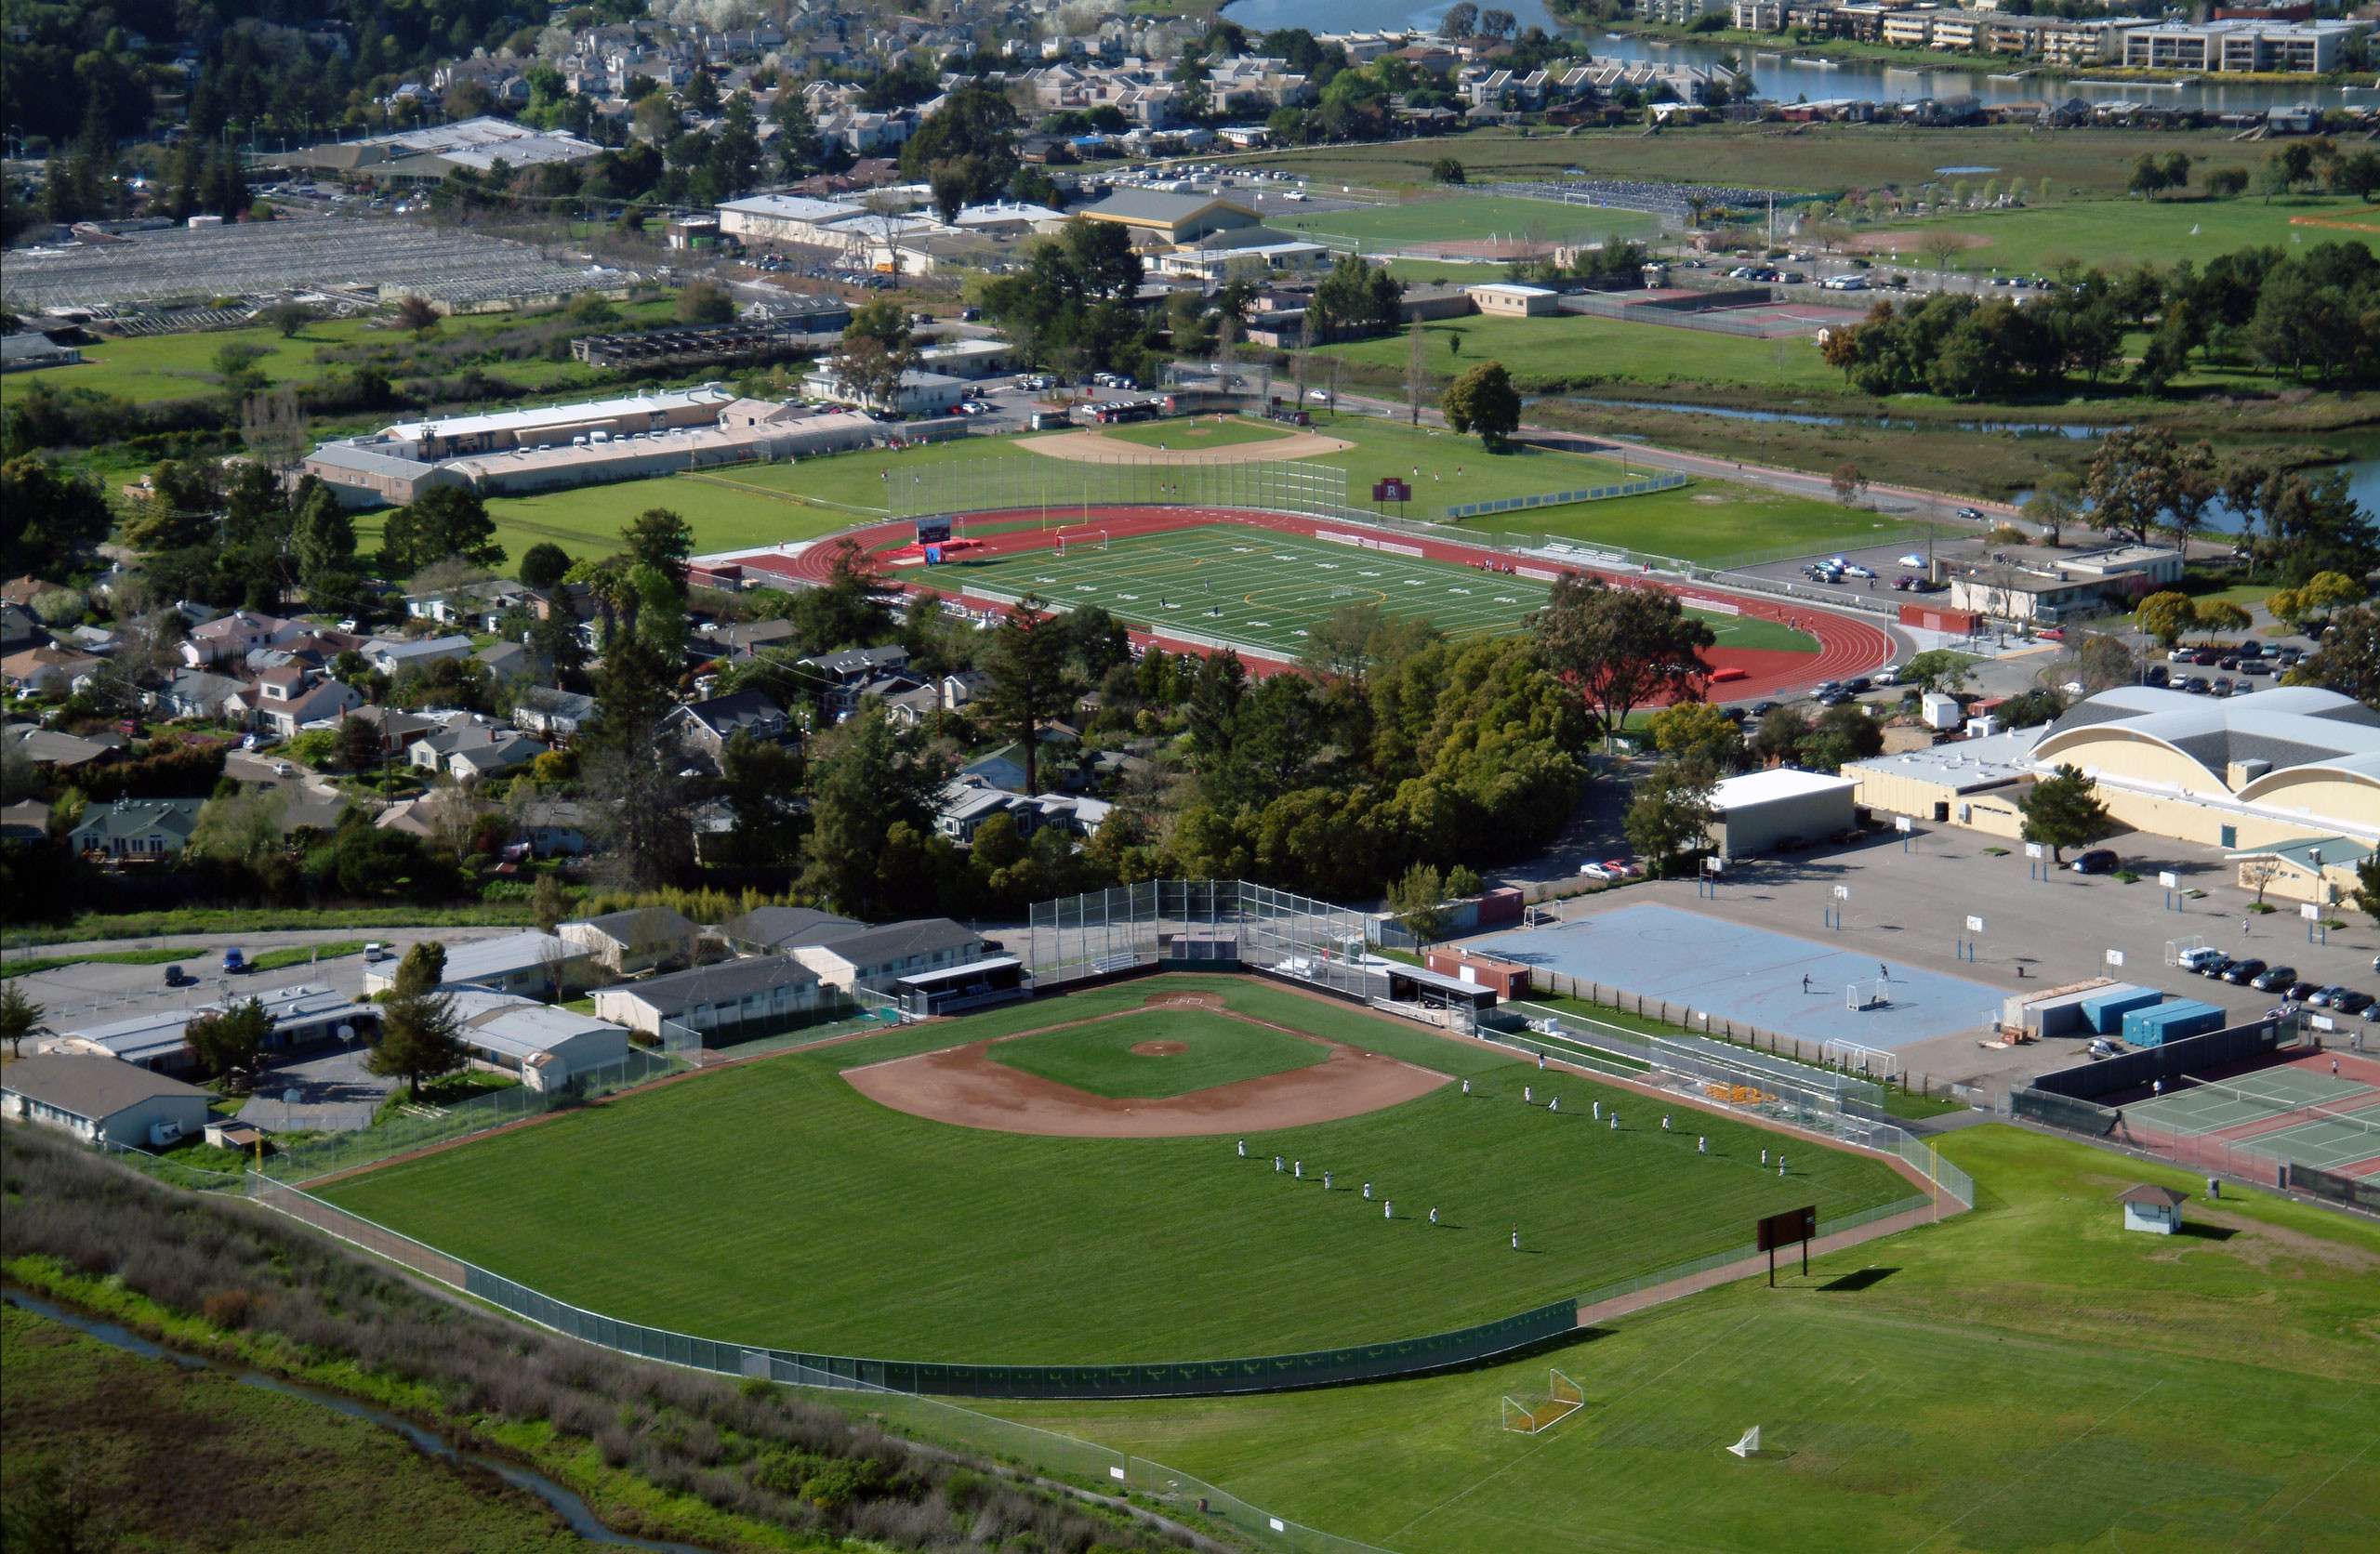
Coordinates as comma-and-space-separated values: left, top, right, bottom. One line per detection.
932, 524, 1815, 661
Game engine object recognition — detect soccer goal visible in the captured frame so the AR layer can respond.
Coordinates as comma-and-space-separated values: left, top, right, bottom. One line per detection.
1054, 527, 1108, 559
1523, 904, 1559, 929
1726, 1426, 1762, 1459
1821, 1037, 1902, 1083
1844, 980, 1891, 1013
1500, 1369, 1584, 1435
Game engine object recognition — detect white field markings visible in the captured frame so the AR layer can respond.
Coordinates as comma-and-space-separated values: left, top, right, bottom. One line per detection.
1898, 1378, 2167, 1554
971, 528, 1546, 650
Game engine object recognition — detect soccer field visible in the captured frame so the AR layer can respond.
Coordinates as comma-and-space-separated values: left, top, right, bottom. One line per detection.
931, 523, 1815, 661
316, 977, 1909, 1365
967, 1126, 2380, 1553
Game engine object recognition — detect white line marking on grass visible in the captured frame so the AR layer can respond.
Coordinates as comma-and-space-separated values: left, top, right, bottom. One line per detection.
1380, 1310, 1766, 1547
1898, 1379, 2166, 1554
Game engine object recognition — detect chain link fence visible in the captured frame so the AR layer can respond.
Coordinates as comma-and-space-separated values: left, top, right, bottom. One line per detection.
1024, 879, 1387, 1007
258, 1047, 683, 1185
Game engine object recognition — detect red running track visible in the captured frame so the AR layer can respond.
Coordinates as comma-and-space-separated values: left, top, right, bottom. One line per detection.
724, 507, 1894, 702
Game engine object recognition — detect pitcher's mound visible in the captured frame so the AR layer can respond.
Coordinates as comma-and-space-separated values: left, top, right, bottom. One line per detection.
1132, 1040, 1189, 1057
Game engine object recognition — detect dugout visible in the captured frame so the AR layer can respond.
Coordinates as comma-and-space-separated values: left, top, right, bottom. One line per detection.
1383, 963, 1501, 1021
894, 956, 1030, 1017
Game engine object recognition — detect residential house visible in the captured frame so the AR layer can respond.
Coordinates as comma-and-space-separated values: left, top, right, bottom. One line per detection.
245, 664, 364, 739
591, 955, 832, 1037
881, 681, 945, 731
179, 610, 301, 668
1, 576, 71, 609
560, 905, 701, 976
515, 798, 591, 858
1, 602, 47, 655
408, 723, 547, 783
789, 917, 985, 994
153, 668, 245, 721
799, 645, 915, 718
664, 690, 791, 767
3, 798, 51, 840
7, 725, 123, 775
366, 635, 475, 677
694, 618, 800, 664
406, 578, 537, 632
719, 905, 861, 956
345, 705, 444, 761
510, 686, 598, 741
69, 797, 206, 859
2, 645, 102, 694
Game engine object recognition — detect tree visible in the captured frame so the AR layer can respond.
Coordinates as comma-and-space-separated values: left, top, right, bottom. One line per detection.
2134, 590, 2198, 649
0, 981, 48, 1059
2021, 480, 2081, 547
579, 636, 695, 889
2207, 166, 2249, 200
258, 300, 316, 338
367, 942, 465, 1102
1535, 576, 1716, 741
1442, 360, 1521, 450
1646, 701, 1741, 771
1387, 862, 1453, 944
290, 482, 358, 600
184, 997, 271, 1088
2085, 428, 2218, 547
379, 485, 505, 574
799, 705, 948, 916
898, 84, 1021, 208
2284, 601, 2380, 704
1829, 462, 1868, 507
2195, 599, 2252, 642
1921, 229, 1965, 275
717, 730, 806, 868
2019, 762, 2109, 862
1624, 759, 1716, 876
2356, 850, 2380, 928
1, 456, 112, 580
188, 786, 290, 871
1800, 704, 1884, 772
1311, 255, 1404, 339
519, 541, 573, 591
1441, 3, 1479, 37
391, 294, 442, 335
1898, 649, 1976, 695
621, 507, 694, 590
2239, 854, 2285, 909
677, 279, 734, 324
826, 299, 919, 412
981, 596, 1078, 795
1430, 157, 1466, 185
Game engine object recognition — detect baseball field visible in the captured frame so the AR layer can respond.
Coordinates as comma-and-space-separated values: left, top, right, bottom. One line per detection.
314, 976, 1911, 1365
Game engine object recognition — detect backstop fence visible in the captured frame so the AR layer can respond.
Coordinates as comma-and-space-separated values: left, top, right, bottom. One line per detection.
1024, 878, 1383, 1006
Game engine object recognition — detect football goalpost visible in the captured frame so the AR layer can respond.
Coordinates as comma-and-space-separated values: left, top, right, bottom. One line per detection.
1054, 526, 1108, 559
1500, 1369, 1584, 1434
1844, 980, 1891, 1013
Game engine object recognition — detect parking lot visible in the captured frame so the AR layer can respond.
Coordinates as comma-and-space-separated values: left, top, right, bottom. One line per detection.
1486, 823, 2380, 1099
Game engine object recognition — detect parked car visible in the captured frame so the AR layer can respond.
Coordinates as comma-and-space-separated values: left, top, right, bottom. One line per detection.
2175, 946, 2227, 972
2307, 985, 2348, 1008
1579, 862, 1620, 880
364, 942, 390, 963
2197, 956, 2237, 981
2222, 958, 2268, 985
163, 964, 193, 987
2250, 966, 2297, 993
1749, 700, 1779, 718
222, 948, 247, 974
2069, 849, 2120, 876
2285, 981, 2321, 1003
2333, 990, 2376, 1016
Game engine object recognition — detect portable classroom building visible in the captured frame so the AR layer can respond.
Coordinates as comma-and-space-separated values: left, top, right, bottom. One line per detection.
2120, 999, 2226, 1047
2081, 985, 2162, 1035
2005, 981, 2115, 1038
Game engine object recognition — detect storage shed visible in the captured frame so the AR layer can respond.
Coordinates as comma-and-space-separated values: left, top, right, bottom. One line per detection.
2081, 985, 2162, 1035
2118, 1183, 2187, 1235
2120, 999, 2225, 1048
1425, 948, 1530, 1001
1706, 769, 1858, 860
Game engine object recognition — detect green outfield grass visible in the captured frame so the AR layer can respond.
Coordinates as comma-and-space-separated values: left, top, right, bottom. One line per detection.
1484, 481, 1930, 571
1096, 416, 1299, 451
1296, 415, 1637, 513
1271, 194, 1660, 254
317, 976, 1908, 1364
968, 1126, 2380, 1554
1867, 195, 2380, 278
985, 1008, 1329, 1099
1324, 311, 1847, 397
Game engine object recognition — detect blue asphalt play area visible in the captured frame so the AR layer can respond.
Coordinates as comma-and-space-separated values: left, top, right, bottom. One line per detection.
1469, 902, 2002, 1049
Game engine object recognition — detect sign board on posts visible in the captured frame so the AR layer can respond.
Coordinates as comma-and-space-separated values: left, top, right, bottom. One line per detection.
2157, 871, 2179, 889
1372, 477, 1412, 504
2105, 949, 2125, 968
2301, 902, 2320, 921
1755, 1206, 1817, 1252
1832, 885, 1850, 901
2024, 842, 2043, 859
1897, 817, 1914, 834
1965, 915, 1985, 934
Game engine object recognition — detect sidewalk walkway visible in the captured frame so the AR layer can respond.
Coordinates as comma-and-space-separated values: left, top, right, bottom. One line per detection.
1575, 1197, 1953, 1329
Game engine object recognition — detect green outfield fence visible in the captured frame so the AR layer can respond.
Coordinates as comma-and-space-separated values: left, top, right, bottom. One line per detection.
1445, 473, 1687, 519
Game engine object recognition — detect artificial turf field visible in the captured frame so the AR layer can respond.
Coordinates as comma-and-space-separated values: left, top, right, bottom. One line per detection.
959, 1127, 2380, 1554
984, 1008, 1328, 1100
316, 976, 1909, 1364
932, 524, 1816, 661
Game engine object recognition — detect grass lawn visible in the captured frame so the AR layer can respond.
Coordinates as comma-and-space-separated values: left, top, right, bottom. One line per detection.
968, 1126, 2380, 1554
1, 946, 198, 980
1270, 193, 1660, 254
245, 941, 365, 975
1866, 195, 2380, 278
1463, 478, 1926, 573
1097, 416, 1298, 451
318, 975, 1911, 1363
1324, 311, 1845, 397
985, 1008, 1329, 1099
1244, 125, 2305, 204
1, 1305, 586, 1552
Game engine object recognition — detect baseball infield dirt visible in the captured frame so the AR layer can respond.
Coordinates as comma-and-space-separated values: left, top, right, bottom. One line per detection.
842, 994, 1448, 1138
1020, 427, 1355, 466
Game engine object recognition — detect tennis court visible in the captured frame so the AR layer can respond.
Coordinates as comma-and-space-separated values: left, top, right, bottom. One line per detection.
2123, 1062, 2380, 1175
932, 524, 1813, 665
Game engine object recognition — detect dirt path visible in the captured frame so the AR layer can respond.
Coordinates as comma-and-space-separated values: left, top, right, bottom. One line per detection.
1019, 427, 1355, 466
842, 994, 1448, 1138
